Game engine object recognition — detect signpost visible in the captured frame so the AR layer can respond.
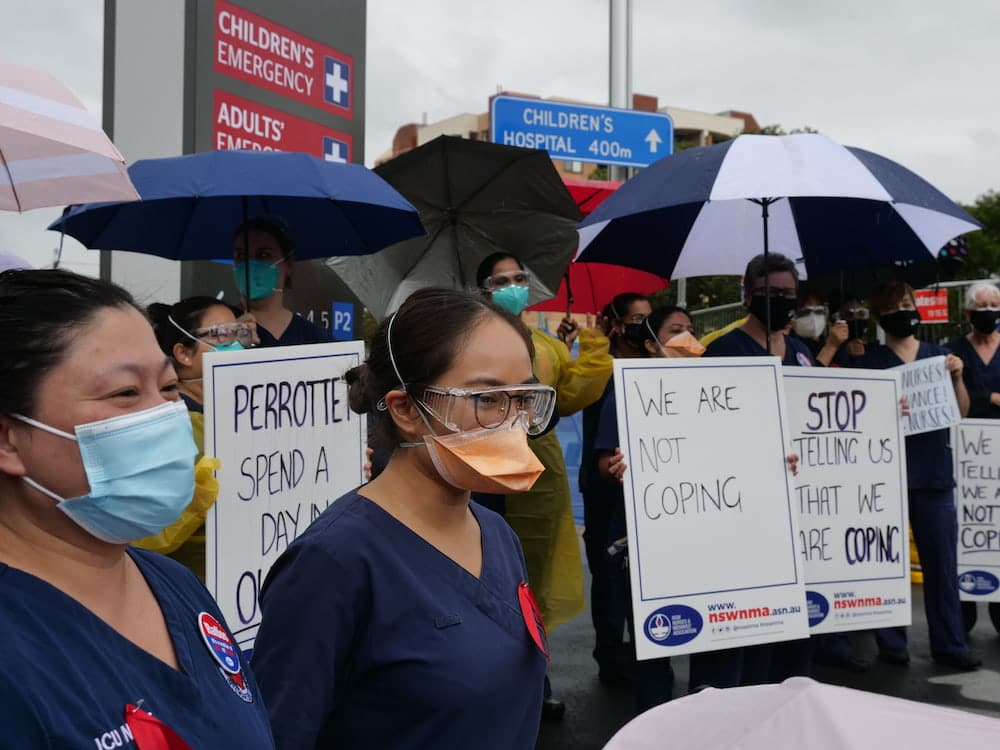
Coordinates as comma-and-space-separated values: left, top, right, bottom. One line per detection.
490, 94, 673, 169
613, 357, 808, 660
203, 342, 367, 651
784, 369, 911, 633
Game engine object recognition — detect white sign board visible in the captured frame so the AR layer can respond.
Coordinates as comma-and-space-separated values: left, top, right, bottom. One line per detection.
896, 356, 961, 436
954, 419, 1000, 602
614, 357, 809, 661
784, 369, 911, 633
204, 342, 367, 650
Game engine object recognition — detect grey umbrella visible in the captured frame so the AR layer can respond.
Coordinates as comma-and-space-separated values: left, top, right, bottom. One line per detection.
327, 135, 583, 320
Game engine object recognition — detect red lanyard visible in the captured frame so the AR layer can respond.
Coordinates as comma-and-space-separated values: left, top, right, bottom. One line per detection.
517, 581, 549, 662
125, 703, 192, 750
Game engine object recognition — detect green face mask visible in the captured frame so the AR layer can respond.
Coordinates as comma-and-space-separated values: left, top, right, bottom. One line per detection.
234, 260, 280, 300
491, 285, 530, 315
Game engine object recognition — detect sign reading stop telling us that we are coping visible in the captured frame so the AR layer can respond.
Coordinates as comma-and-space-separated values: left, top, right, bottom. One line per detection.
613, 358, 809, 661
203, 342, 367, 652
784, 369, 911, 634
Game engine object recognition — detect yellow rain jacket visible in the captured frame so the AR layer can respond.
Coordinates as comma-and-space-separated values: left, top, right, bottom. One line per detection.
133, 411, 220, 581
504, 327, 612, 631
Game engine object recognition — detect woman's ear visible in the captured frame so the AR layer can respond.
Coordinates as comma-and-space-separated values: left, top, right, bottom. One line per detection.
0, 415, 29, 477
383, 390, 425, 441
642, 338, 659, 356
172, 342, 195, 369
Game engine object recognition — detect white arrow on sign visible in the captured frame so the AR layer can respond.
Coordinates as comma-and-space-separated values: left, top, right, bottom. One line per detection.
645, 129, 663, 153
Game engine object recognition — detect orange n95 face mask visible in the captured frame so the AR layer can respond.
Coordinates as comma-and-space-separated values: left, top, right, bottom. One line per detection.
423, 421, 544, 494
661, 331, 705, 358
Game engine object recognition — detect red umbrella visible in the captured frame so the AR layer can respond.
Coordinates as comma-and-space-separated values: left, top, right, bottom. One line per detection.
529, 177, 668, 315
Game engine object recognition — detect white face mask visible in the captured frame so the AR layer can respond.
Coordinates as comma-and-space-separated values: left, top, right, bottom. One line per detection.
794, 314, 827, 341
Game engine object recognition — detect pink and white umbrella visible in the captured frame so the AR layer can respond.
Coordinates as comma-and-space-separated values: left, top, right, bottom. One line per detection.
0, 58, 138, 212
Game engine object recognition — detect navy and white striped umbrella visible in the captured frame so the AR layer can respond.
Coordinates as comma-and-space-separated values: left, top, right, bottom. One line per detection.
576, 133, 981, 280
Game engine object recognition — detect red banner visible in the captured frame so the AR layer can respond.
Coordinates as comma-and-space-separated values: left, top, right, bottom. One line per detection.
214, 0, 353, 118
213, 90, 352, 162
914, 289, 949, 324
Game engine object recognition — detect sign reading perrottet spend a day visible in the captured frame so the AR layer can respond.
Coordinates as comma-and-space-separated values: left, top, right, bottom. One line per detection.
954, 420, 1000, 602
204, 342, 366, 651
784, 369, 911, 633
614, 358, 809, 661
896, 355, 961, 436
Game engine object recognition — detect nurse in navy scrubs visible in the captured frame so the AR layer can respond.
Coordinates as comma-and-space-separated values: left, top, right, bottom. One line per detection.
857, 281, 980, 670
252, 287, 550, 750
947, 281, 1000, 635
233, 217, 330, 346
0, 269, 274, 748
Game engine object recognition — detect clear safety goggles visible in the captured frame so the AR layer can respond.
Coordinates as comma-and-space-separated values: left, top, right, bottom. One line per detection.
833, 307, 870, 322
794, 305, 827, 318
192, 321, 254, 348
482, 269, 531, 291
417, 384, 556, 436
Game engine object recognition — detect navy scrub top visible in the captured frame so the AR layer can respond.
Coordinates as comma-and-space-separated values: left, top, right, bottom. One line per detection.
948, 335, 1000, 419
593, 387, 629, 543
704, 328, 815, 366
857, 341, 955, 490
251, 491, 546, 750
0, 548, 274, 749
258, 313, 331, 347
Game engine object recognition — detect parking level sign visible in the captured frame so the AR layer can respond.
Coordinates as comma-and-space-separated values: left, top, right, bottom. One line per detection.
490, 95, 673, 169
331, 301, 354, 340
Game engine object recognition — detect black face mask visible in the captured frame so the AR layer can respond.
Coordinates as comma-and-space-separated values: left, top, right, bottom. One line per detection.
846, 320, 868, 341
748, 296, 797, 332
879, 309, 921, 338
621, 323, 649, 345
970, 309, 1000, 335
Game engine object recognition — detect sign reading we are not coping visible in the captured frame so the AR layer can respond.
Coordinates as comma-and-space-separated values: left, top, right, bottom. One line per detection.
613, 358, 809, 661
784, 369, 911, 634
204, 342, 367, 651
954, 420, 1000, 602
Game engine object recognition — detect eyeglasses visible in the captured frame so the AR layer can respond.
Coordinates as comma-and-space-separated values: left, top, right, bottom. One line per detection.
833, 308, 870, 322
749, 287, 797, 300
418, 384, 556, 435
483, 270, 530, 291
795, 306, 826, 318
192, 322, 254, 348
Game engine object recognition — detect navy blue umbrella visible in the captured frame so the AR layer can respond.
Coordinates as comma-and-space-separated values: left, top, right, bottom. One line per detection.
576, 134, 981, 282
48, 150, 425, 260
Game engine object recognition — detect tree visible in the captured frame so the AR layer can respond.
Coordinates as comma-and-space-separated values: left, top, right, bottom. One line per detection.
957, 191, 1000, 280
759, 124, 820, 136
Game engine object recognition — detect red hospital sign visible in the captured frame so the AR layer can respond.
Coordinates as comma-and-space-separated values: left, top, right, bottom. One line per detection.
214, 0, 354, 118
914, 289, 949, 324
213, 90, 353, 162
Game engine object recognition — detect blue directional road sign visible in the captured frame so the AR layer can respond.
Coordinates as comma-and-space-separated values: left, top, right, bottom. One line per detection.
490, 94, 673, 169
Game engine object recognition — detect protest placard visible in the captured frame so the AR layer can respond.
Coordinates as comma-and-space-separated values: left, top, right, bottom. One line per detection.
614, 357, 809, 661
204, 342, 366, 650
954, 419, 1000, 602
784, 369, 910, 633
896, 355, 961, 436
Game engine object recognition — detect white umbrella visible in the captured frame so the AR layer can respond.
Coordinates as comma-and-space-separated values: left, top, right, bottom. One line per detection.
604, 677, 999, 749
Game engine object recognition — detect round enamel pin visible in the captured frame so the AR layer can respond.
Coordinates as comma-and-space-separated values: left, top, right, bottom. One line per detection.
197, 611, 254, 703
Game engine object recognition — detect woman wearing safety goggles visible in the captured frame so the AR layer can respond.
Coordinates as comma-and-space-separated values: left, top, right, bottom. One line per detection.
136, 297, 257, 579
252, 288, 553, 750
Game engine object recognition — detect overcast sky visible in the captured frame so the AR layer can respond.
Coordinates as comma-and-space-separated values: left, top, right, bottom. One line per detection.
1, 0, 997, 272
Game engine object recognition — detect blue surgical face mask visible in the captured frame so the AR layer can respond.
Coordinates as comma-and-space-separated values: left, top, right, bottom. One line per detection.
209, 340, 245, 353
12, 401, 198, 544
234, 258, 283, 300
491, 284, 530, 315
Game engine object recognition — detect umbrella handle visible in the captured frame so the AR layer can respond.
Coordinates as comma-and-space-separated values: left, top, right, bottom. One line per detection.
564, 270, 574, 318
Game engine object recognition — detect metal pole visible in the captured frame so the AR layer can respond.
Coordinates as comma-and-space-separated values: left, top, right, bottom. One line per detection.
676, 278, 687, 308
608, 0, 631, 184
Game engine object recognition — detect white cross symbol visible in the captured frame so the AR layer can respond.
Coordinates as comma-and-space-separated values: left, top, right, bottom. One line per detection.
324, 139, 347, 163
325, 60, 349, 105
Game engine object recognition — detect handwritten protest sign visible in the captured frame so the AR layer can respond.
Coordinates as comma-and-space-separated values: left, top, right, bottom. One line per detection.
204, 342, 366, 650
896, 355, 961, 436
614, 357, 808, 660
784, 369, 910, 633
954, 420, 1000, 602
